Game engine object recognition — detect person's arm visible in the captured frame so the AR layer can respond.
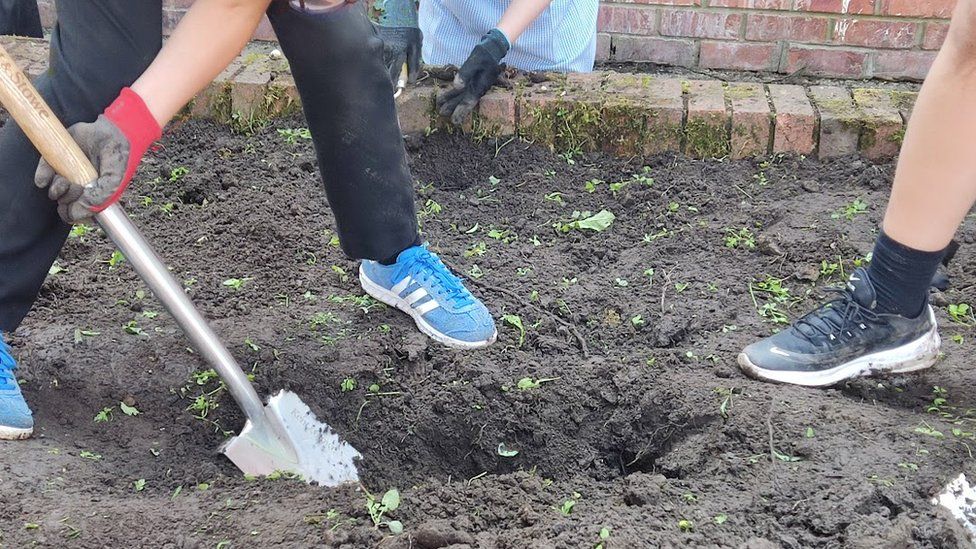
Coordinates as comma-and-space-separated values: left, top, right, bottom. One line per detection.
133, 0, 273, 126
35, 0, 273, 224
495, 0, 552, 45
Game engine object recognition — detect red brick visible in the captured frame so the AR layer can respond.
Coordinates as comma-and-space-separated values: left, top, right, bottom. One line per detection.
686, 80, 730, 158
785, 46, 867, 78
794, 0, 875, 14
395, 87, 435, 135
709, 0, 790, 7
746, 14, 830, 43
700, 41, 778, 72
728, 83, 772, 159
598, 5, 656, 35
616, 0, 702, 5
769, 84, 816, 155
809, 86, 860, 158
611, 35, 697, 66
660, 10, 743, 40
873, 49, 937, 80
880, 0, 956, 18
832, 19, 917, 49
852, 88, 904, 160
922, 22, 950, 50
476, 89, 517, 136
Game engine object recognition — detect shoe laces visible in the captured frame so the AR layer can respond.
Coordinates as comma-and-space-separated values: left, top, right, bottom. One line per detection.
396, 248, 474, 308
0, 342, 17, 390
793, 287, 880, 344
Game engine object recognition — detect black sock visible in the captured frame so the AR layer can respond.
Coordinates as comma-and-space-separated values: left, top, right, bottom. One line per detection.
379, 235, 422, 266
866, 230, 946, 317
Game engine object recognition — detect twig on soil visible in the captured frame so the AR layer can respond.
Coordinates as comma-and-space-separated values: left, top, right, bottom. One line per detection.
767, 400, 776, 465
454, 266, 589, 357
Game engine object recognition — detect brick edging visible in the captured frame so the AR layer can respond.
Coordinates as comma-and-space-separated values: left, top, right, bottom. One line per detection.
2, 36, 917, 161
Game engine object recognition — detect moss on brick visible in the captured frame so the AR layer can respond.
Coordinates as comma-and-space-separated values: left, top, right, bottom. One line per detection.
685, 117, 729, 159
523, 99, 604, 156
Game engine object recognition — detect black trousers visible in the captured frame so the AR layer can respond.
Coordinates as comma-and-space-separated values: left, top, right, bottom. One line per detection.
0, 0, 42, 37
0, 1, 419, 332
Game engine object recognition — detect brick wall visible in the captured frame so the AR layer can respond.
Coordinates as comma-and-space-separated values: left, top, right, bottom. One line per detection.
35, 0, 952, 81
598, 0, 954, 80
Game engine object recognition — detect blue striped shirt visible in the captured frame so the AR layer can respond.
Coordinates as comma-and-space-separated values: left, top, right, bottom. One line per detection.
419, 1, 598, 73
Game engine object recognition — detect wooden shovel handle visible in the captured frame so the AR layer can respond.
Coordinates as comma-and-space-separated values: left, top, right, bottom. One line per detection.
0, 43, 96, 186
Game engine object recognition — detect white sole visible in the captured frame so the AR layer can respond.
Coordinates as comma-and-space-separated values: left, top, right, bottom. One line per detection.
0, 424, 33, 440
738, 308, 941, 387
359, 265, 497, 350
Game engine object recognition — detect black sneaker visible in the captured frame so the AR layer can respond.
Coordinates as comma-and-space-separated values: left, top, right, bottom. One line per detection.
738, 268, 941, 387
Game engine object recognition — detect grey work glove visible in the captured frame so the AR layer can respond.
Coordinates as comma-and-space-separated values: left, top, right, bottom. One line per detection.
374, 0, 422, 86
436, 28, 509, 125
35, 88, 161, 224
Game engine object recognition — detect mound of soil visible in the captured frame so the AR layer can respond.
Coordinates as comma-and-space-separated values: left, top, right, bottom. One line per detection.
2, 117, 975, 548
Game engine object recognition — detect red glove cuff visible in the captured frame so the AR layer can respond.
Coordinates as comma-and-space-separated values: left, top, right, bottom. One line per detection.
90, 87, 162, 213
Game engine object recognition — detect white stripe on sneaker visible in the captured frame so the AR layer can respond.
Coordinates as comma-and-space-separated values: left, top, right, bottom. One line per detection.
414, 299, 439, 315
391, 276, 412, 296
404, 288, 428, 305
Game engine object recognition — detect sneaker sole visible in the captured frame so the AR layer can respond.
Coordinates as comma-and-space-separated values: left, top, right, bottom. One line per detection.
738, 309, 941, 388
359, 266, 497, 350
0, 424, 33, 440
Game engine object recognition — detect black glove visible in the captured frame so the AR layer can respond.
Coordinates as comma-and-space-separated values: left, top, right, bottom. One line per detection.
436, 29, 509, 125
377, 25, 423, 86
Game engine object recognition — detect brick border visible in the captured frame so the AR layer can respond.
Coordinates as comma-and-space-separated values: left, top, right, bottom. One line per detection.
2, 36, 917, 161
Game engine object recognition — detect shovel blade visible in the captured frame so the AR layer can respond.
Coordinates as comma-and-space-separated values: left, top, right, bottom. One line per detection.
221, 390, 361, 486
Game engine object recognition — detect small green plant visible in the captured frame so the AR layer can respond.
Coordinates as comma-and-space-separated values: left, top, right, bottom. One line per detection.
365, 489, 403, 534
106, 250, 126, 269
748, 276, 795, 324
554, 210, 616, 233
331, 265, 349, 283
465, 241, 487, 258
724, 227, 756, 249
168, 166, 189, 183
714, 514, 728, 525
584, 178, 604, 193
502, 314, 526, 347
631, 315, 644, 327
544, 191, 564, 205
222, 277, 252, 291
93, 406, 114, 423
123, 320, 147, 336
516, 376, 559, 390
134, 479, 146, 492
559, 492, 581, 515
278, 127, 312, 144
79, 450, 102, 461
340, 378, 356, 392
595, 527, 611, 549
820, 259, 841, 277
948, 303, 973, 324
120, 401, 141, 416
678, 519, 693, 532
832, 198, 868, 221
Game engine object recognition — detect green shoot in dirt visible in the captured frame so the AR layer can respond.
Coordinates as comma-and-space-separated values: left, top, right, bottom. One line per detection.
724, 227, 756, 250
340, 378, 357, 392
94, 406, 114, 423
595, 527, 611, 549
168, 166, 189, 183
120, 402, 141, 416
134, 478, 146, 492
465, 241, 487, 258
832, 198, 868, 221
365, 489, 403, 534
748, 276, 796, 324
947, 303, 973, 325
559, 492, 581, 515
715, 387, 740, 419
105, 250, 126, 269
278, 127, 311, 144
222, 277, 252, 291
502, 314, 526, 347
678, 519, 693, 532
554, 210, 615, 233
123, 320, 147, 336
79, 450, 101, 461
584, 178, 604, 193
517, 376, 560, 390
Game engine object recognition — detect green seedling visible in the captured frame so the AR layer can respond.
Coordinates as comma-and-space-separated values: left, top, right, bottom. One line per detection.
559, 492, 581, 515
49, 262, 65, 275
715, 387, 739, 419
667, 201, 680, 212
631, 315, 644, 327
584, 178, 604, 193
467, 264, 484, 279
244, 338, 260, 352
678, 519, 693, 532
365, 489, 403, 534
168, 166, 189, 183
69, 224, 91, 239
714, 514, 728, 525
340, 378, 356, 392
773, 449, 802, 462
79, 450, 101, 461
94, 406, 114, 423
222, 277, 252, 291
682, 492, 697, 502
724, 227, 756, 249
123, 320, 147, 336
674, 282, 689, 293
820, 259, 841, 277
487, 228, 516, 243
159, 202, 176, 216
643, 228, 672, 242
516, 376, 560, 390
134, 478, 146, 491
554, 210, 615, 233
120, 402, 141, 416
502, 314, 526, 347
544, 191, 564, 205
805, 427, 816, 438
465, 241, 487, 257
277, 127, 312, 144
595, 527, 611, 549
749, 276, 794, 324
106, 250, 126, 269
898, 462, 919, 472
73, 329, 99, 344
948, 303, 973, 325
951, 334, 964, 344
331, 265, 349, 283
832, 198, 868, 221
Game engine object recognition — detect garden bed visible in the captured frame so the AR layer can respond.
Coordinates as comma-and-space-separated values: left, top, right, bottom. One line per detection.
2, 117, 975, 547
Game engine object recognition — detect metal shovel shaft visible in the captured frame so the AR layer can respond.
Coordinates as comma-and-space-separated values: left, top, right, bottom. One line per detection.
95, 204, 269, 427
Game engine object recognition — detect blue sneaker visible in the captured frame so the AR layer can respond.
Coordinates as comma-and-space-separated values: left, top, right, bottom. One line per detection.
0, 334, 33, 439
359, 245, 497, 349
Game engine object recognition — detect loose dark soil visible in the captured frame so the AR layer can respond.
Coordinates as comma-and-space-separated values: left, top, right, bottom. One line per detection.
2, 116, 975, 548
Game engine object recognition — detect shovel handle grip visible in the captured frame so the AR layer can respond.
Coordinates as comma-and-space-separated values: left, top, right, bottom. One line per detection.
0, 43, 97, 186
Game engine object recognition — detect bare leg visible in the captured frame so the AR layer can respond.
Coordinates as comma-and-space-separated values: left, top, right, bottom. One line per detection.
883, 0, 976, 251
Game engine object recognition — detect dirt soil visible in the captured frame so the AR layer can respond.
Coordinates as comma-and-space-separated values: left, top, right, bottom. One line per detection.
2, 116, 975, 548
